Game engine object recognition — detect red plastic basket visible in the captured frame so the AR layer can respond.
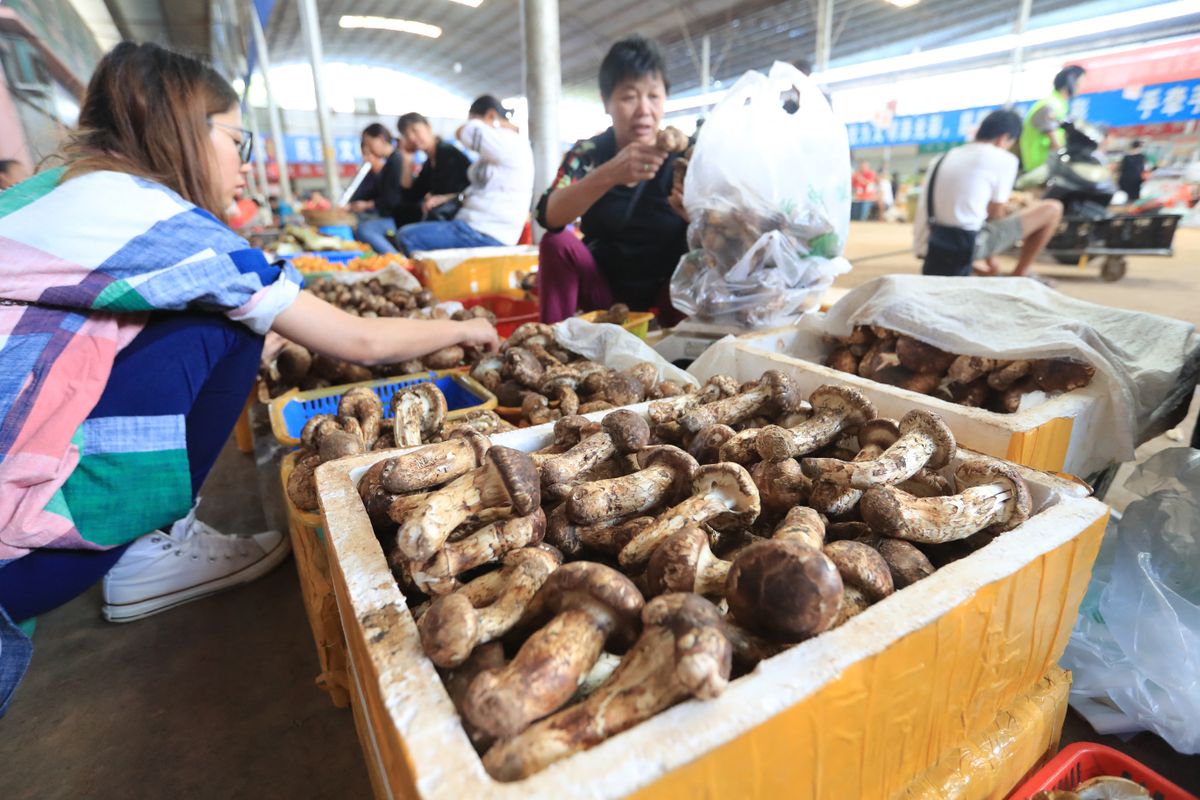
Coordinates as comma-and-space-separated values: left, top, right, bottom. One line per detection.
461, 294, 539, 338
1009, 743, 1197, 800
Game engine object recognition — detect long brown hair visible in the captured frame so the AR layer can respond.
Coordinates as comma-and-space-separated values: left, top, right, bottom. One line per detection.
62, 42, 239, 217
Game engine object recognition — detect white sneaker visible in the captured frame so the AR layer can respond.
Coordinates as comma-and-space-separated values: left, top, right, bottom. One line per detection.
102, 505, 290, 623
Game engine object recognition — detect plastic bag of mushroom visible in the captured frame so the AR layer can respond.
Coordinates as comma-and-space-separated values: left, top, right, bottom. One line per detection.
358, 370, 1037, 781
469, 322, 696, 426
824, 325, 1097, 413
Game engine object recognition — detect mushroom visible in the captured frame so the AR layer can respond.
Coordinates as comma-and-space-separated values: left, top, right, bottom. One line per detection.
470, 354, 504, 392
859, 458, 1032, 544
717, 428, 764, 465
991, 376, 1039, 413
338, 387, 384, 449
645, 525, 728, 596
808, 418, 900, 516
577, 400, 614, 414
368, 429, 491, 495
800, 409, 956, 489
1030, 358, 1095, 393
947, 355, 1005, 384
424, 345, 465, 370
647, 375, 738, 424
936, 376, 989, 407
391, 383, 448, 447
276, 343, 312, 385
417, 546, 561, 667
395, 446, 540, 562
547, 509, 654, 556
872, 366, 942, 395
504, 348, 545, 389
895, 336, 957, 374
771, 505, 826, 549
442, 641, 505, 753
756, 384, 876, 462
857, 338, 900, 377
825, 347, 860, 374
898, 467, 954, 498
567, 445, 698, 524
986, 360, 1030, 390
655, 125, 690, 153
680, 370, 803, 433
619, 463, 760, 569
600, 372, 645, 406
286, 451, 323, 511
463, 562, 644, 739
540, 409, 650, 488
725, 539, 843, 642
504, 322, 555, 350
407, 509, 548, 596
481, 593, 730, 782
750, 459, 812, 513
876, 538, 935, 588
687, 423, 736, 464
823, 539, 894, 625
316, 418, 366, 462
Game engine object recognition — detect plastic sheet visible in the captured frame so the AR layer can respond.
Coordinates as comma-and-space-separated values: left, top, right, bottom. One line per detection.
670, 62, 850, 328
1061, 447, 1200, 754
811, 275, 1197, 474
553, 317, 699, 388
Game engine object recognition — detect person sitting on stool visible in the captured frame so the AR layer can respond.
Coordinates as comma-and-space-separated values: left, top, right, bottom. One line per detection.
914, 110, 1062, 278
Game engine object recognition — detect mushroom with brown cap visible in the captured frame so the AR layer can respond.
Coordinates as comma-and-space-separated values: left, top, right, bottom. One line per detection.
540, 409, 650, 488
717, 428, 765, 465
286, 451, 324, 511
756, 384, 876, 462
470, 354, 504, 392
823, 539, 894, 625
567, 445, 698, 524
618, 462, 760, 569
275, 343, 312, 385
424, 345, 465, 370
876, 538, 935, 588
647, 375, 739, 424
600, 372, 645, 406
725, 539, 843, 642
316, 417, 366, 462
680, 370, 803, 433
750, 459, 812, 513
481, 592, 730, 782
418, 546, 561, 668
1030, 358, 1095, 393
895, 336, 957, 375
395, 446, 540, 562
406, 509, 548, 595
947, 354, 1005, 384
371, 429, 491, 494
504, 322, 555, 350
825, 347, 860, 375
338, 387, 384, 449
772, 505, 826, 549
808, 418, 900, 515
687, 423, 736, 464
859, 458, 1031, 543
986, 360, 1030, 390
801, 409, 956, 489
463, 562, 644, 739
391, 383, 448, 447
504, 348, 545, 389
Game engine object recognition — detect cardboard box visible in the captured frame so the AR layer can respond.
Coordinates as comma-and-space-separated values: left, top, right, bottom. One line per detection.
725, 328, 1106, 475
314, 408, 1107, 799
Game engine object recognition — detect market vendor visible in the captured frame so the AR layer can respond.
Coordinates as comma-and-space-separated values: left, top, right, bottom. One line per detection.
0, 42, 498, 713
397, 112, 472, 230
1019, 65, 1085, 173
536, 35, 689, 325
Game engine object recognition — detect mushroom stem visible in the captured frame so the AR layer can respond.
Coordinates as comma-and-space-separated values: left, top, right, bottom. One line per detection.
377, 431, 490, 494
567, 446, 697, 524
771, 506, 826, 549
756, 385, 875, 462
808, 442, 887, 515
540, 410, 649, 488
645, 526, 730, 596
860, 482, 1014, 543
395, 447, 539, 562
407, 510, 547, 596
481, 594, 730, 782
800, 410, 955, 489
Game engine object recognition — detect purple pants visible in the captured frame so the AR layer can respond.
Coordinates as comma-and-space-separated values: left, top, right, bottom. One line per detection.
537, 230, 683, 325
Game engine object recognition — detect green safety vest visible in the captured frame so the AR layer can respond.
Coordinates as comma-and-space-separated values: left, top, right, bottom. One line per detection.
1019, 91, 1069, 173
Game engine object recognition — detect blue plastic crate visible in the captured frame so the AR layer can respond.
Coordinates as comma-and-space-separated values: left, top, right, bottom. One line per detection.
269, 371, 496, 446
278, 250, 361, 265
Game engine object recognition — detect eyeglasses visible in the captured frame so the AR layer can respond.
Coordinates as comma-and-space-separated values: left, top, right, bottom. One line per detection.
209, 120, 254, 164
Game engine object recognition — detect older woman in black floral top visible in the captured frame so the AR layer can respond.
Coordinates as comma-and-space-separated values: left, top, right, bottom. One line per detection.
535, 36, 689, 323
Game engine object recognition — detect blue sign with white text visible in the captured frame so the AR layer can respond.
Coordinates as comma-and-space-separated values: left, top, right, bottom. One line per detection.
848, 77, 1200, 150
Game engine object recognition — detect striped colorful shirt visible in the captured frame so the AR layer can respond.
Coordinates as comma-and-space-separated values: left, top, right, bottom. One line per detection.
0, 168, 302, 565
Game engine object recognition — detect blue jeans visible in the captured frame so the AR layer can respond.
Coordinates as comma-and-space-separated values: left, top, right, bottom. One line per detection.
356, 217, 398, 254
395, 219, 503, 255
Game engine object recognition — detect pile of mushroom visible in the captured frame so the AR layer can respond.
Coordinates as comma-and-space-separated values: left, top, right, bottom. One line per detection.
361, 372, 1034, 780
824, 326, 1096, 413
470, 322, 696, 426
286, 383, 516, 512
260, 277, 490, 398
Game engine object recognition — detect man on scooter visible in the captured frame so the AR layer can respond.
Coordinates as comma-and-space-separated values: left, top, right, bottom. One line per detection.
1020, 65, 1086, 173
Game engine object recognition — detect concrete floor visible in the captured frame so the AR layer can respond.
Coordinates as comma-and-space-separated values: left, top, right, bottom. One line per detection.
3, 222, 1199, 798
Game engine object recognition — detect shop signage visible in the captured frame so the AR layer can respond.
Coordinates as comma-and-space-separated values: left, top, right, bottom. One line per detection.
848, 77, 1200, 150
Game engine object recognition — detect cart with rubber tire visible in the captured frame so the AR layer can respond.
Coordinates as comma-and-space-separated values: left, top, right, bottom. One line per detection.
1044, 212, 1181, 282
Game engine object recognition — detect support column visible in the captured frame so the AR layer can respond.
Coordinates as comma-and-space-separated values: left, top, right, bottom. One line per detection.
250, 8, 294, 209
298, 0, 341, 202
522, 0, 561, 236
1007, 0, 1034, 105
815, 0, 833, 73
700, 34, 711, 92
245, 101, 270, 202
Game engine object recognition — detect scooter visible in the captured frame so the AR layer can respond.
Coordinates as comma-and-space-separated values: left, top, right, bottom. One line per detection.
1041, 120, 1116, 221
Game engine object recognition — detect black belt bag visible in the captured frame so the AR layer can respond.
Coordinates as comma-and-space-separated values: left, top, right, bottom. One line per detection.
922, 156, 977, 277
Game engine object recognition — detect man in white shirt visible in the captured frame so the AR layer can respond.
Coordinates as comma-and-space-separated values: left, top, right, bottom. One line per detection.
394, 95, 534, 253
913, 110, 1062, 277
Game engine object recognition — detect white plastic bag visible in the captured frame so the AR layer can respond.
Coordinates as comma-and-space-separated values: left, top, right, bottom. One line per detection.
670, 61, 851, 328
1060, 447, 1200, 753
553, 318, 698, 387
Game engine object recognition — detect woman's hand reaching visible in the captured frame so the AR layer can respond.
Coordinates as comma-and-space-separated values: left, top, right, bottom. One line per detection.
602, 141, 668, 186
457, 317, 500, 352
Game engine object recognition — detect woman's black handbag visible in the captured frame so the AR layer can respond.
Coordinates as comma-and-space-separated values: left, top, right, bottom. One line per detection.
425, 197, 462, 222
922, 155, 978, 277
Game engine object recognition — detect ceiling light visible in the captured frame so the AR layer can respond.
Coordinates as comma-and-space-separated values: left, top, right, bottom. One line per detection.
447, 0, 485, 6
339, 15, 442, 39
886, 0, 921, 7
